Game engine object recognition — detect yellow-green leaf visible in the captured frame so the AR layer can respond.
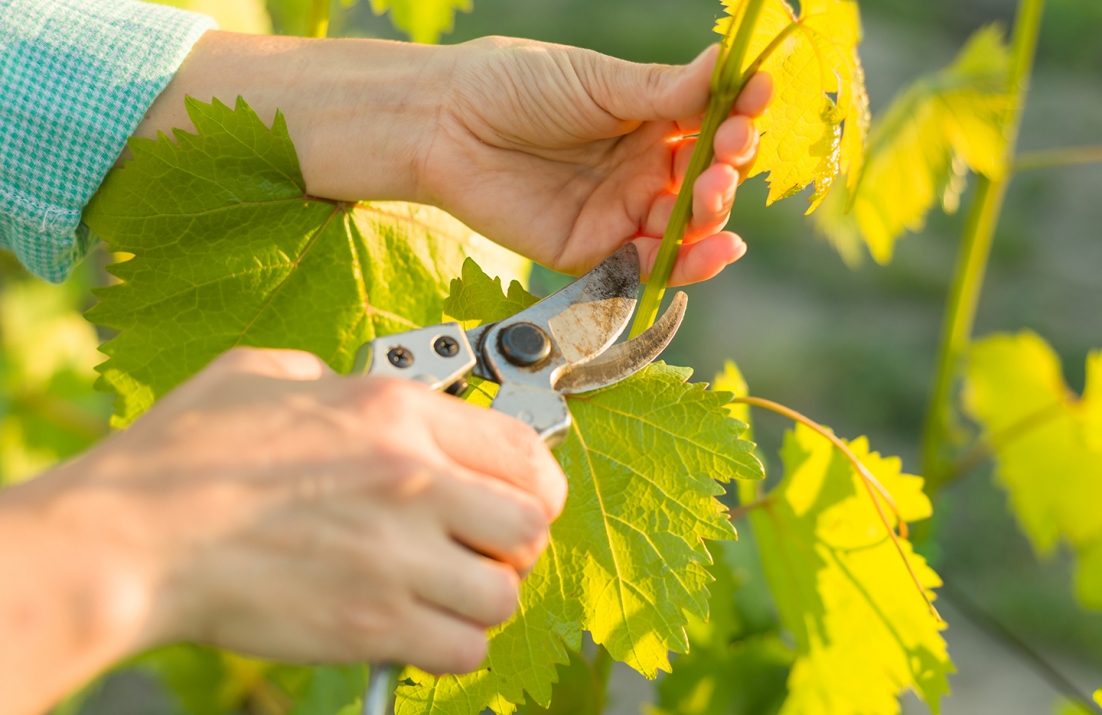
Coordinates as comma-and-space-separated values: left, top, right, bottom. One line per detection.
717, 0, 869, 212
814, 25, 1012, 265
750, 423, 952, 715
369, 0, 471, 43
963, 331, 1102, 608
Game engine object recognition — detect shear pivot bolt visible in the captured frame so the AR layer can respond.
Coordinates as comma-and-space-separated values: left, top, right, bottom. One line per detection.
387, 347, 413, 368
500, 323, 551, 367
434, 336, 459, 357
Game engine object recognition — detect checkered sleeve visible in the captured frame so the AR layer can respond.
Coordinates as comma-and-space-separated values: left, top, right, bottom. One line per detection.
0, 0, 216, 282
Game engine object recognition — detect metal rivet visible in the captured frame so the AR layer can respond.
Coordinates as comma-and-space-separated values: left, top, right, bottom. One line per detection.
434, 336, 459, 357
499, 323, 551, 367
387, 347, 413, 368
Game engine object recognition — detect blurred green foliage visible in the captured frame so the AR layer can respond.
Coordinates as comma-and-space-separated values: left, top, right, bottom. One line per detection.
0, 255, 109, 486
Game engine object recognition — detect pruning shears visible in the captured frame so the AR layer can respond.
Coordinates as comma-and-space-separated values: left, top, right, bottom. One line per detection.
352, 243, 688, 715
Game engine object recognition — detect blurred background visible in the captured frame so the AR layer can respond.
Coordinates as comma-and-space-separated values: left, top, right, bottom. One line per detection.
5, 0, 1099, 713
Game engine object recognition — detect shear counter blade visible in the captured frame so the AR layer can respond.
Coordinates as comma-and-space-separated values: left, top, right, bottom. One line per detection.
555, 291, 687, 394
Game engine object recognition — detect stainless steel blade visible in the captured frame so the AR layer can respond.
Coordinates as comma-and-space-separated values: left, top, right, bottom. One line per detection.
479, 243, 640, 391
555, 291, 687, 394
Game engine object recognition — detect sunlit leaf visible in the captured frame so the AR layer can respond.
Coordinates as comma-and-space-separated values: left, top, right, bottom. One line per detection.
963, 331, 1102, 608
718, 0, 869, 212
814, 25, 1012, 265
397, 264, 764, 715
650, 541, 792, 715
515, 651, 604, 715
750, 423, 952, 715
442, 258, 538, 330
84, 96, 526, 427
369, 0, 471, 43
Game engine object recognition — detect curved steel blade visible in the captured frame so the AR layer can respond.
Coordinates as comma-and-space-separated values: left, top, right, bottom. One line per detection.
479, 243, 641, 390
555, 291, 687, 394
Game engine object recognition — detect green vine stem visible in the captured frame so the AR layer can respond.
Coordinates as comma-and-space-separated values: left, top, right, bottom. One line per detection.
307, 0, 331, 39
729, 396, 941, 621
920, 0, 1046, 494
1013, 145, 1102, 172
629, 0, 768, 338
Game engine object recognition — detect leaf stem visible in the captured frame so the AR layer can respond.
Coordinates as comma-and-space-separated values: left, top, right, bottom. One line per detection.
919, 0, 1046, 495
943, 401, 1066, 483
730, 396, 942, 622
629, 0, 770, 338
728, 496, 771, 521
307, 0, 331, 38
1013, 145, 1102, 172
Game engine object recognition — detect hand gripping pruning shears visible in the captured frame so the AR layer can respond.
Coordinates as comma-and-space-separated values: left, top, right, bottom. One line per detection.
351, 243, 688, 715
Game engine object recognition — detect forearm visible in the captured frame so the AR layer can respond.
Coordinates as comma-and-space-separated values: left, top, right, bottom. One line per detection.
0, 470, 156, 715
134, 31, 448, 203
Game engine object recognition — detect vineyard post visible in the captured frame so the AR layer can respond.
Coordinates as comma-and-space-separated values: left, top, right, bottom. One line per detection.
919, 0, 1045, 495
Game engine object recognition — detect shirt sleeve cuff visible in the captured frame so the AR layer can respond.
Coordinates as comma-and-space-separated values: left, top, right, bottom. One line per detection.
0, 0, 218, 282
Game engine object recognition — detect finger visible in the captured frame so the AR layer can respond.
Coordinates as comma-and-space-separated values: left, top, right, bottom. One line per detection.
633, 231, 747, 286
575, 44, 718, 121
734, 71, 774, 118
672, 138, 697, 190
390, 603, 488, 675
438, 471, 549, 572
678, 70, 772, 135
714, 115, 755, 166
412, 543, 520, 628
675, 114, 704, 134
428, 398, 567, 519
641, 192, 677, 239
209, 347, 332, 381
690, 163, 738, 236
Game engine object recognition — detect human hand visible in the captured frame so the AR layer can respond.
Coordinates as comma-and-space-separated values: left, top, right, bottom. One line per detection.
51, 348, 566, 674
139, 34, 771, 286
419, 39, 774, 285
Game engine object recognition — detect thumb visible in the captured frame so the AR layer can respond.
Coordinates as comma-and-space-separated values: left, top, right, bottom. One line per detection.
576, 44, 719, 122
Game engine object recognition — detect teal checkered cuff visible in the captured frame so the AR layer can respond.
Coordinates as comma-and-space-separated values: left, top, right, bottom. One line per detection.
0, 0, 217, 282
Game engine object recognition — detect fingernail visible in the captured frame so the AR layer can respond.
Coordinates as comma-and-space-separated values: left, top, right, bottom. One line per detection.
739, 118, 756, 154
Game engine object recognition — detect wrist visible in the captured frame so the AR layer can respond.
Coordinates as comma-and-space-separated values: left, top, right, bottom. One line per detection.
137, 32, 449, 203
0, 463, 159, 709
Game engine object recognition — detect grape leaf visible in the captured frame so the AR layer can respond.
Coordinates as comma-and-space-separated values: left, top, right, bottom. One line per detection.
650, 541, 792, 715
369, 0, 471, 44
442, 258, 538, 329
750, 423, 952, 715
83, 96, 527, 427
0, 265, 109, 485
962, 331, 1102, 608
397, 263, 765, 715
515, 650, 604, 715
813, 25, 1012, 265
717, 0, 869, 212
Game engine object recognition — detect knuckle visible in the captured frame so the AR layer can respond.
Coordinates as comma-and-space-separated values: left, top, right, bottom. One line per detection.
449, 630, 489, 674
486, 566, 521, 624
514, 500, 550, 556
210, 346, 261, 372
